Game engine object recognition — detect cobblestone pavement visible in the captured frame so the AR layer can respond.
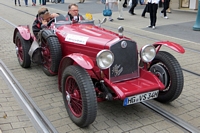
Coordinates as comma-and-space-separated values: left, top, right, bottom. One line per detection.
0, 0, 200, 133
0, 70, 37, 133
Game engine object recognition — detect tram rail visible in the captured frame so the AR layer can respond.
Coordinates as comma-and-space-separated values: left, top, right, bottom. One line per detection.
0, 60, 58, 133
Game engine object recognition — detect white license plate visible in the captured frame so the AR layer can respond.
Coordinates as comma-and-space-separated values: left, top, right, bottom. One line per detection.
123, 90, 159, 106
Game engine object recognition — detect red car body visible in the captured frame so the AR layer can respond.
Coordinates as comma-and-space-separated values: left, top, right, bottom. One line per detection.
13, 17, 185, 127
56, 22, 184, 99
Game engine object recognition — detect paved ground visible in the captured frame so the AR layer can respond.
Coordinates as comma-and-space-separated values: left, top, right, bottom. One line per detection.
0, 68, 37, 133
0, 0, 200, 133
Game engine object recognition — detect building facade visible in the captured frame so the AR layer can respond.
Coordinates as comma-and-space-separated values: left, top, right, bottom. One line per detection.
171, 0, 199, 10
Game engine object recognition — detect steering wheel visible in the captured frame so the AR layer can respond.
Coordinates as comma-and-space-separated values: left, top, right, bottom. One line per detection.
47, 18, 55, 27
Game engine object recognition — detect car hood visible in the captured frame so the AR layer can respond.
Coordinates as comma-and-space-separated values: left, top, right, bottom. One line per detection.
55, 23, 120, 49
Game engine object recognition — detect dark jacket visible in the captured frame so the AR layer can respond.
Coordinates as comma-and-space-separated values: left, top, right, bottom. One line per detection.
32, 14, 44, 38
65, 13, 85, 22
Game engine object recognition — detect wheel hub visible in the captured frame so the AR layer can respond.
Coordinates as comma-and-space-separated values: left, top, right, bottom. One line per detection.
149, 64, 168, 87
16, 42, 23, 62
66, 91, 71, 104
15, 46, 18, 55
73, 90, 80, 99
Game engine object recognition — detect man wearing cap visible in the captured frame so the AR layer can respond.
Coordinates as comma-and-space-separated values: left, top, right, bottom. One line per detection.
32, 7, 59, 38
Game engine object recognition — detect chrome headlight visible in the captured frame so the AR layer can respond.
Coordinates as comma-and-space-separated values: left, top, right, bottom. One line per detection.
96, 50, 114, 69
140, 44, 156, 63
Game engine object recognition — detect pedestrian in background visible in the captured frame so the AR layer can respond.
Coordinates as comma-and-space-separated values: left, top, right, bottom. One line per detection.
101, 0, 106, 4
141, 0, 148, 17
139, 0, 144, 5
79, 0, 85, 3
147, 0, 160, 29
42, 0, 46, 5
160, 0, 169, 18
61, 0, 64, 4
117, 0, 124, 20
166, 0, 171, 13
128, 0, 138, 15
39, 0, 41, 5
106, 0, 116, 21
15, 0, 21, 6
123, 0, 127, 7
32, 0, 36, 6
24, 0, 28, 6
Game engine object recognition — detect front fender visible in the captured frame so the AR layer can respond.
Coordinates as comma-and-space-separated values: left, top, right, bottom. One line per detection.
58, 53, 94, 91
153, 41, 185, 54
13, 25, 31, 43
65, 53, 94, 69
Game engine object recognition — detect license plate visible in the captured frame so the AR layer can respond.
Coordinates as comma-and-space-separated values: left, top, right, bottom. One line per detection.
123, 90, 159, 106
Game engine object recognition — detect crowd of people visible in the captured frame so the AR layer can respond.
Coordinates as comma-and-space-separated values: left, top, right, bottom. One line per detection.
15, 0, 65, 6
104, 0, 171, 29
15, 0, 171, 30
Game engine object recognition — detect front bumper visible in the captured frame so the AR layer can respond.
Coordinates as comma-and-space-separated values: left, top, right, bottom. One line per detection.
104, 69, 165, 100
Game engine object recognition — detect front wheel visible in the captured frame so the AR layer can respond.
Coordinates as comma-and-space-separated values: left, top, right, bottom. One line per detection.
149, 51, 184, 103
61, 65, 97, 127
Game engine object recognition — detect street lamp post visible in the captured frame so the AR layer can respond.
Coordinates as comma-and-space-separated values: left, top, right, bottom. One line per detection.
193, 0, 200, 31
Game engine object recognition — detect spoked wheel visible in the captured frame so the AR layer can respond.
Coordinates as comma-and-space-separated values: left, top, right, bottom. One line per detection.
61, 65, 97, 127
15, 32, 31, 68
149, 51, 184, 103
41, 30, 62, 76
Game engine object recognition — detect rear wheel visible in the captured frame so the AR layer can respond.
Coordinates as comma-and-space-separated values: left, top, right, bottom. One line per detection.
41, 30, 62, 76
61, 65, 97, 127
149, 51, 184, 103
15, 32, 31, 68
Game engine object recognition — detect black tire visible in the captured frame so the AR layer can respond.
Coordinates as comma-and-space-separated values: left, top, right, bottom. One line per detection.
15, 32, 31, 68
41, 30, 62, 76
149, 51, 184, 103
61, 65, 97, 127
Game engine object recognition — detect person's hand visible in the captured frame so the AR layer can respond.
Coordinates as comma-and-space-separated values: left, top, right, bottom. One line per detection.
51, 13, 59, 18
42, 19, 48, 26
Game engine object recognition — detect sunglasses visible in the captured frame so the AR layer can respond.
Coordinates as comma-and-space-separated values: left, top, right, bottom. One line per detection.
70, 10, 79, 12
38, 9, 49, 16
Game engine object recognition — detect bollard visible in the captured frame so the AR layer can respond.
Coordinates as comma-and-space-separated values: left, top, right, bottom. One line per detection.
193, 0, 200, 31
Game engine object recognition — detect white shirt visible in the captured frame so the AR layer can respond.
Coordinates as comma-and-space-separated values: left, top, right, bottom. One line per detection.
147, 0, 160, 4
106, 0, 116, 3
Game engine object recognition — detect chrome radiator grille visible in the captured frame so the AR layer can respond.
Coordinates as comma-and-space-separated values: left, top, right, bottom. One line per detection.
109, 40, 139, 82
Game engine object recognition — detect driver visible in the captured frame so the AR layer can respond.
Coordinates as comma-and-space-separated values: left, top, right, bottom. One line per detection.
32, 7, 59, 38
66, 4, 85, 23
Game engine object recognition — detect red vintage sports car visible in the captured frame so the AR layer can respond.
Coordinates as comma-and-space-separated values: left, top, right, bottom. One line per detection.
13, 15, 185, 127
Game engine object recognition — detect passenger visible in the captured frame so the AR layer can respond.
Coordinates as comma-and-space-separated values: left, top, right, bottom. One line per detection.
66, 4, 85, 23
32, 7, 59, 38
